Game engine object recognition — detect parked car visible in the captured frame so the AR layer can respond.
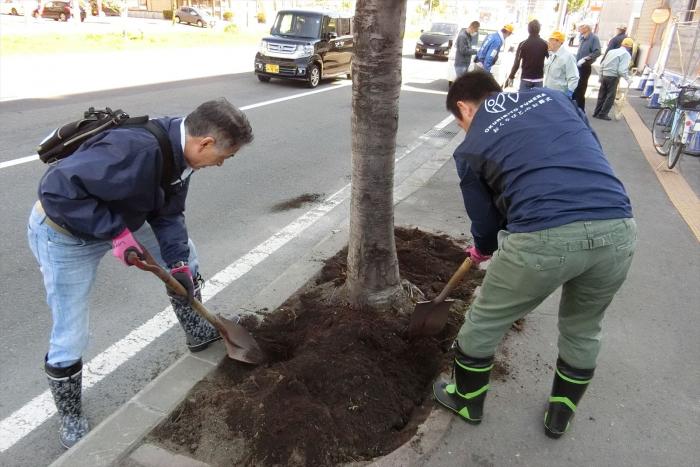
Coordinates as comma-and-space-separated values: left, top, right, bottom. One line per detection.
33, 1, 86, 21
1, 0, 24, 15
174, 6, 215, 28
254, 9, 354, 88
414, 22, 460, 60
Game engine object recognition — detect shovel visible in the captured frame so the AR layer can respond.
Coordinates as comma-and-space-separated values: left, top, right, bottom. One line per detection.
407, 257, 473, 338
127, 248, 265, 365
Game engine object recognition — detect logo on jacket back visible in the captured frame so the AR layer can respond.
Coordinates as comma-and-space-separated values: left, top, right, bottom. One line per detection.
484, 92, 520, 113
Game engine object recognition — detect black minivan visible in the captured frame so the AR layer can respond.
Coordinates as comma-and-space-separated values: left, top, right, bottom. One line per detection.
254, 9, 353, 88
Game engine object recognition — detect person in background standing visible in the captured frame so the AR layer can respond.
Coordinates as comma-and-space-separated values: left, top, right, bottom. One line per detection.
572, 23, 601, 111
505, 19, 549, 91
544, 31, 579, 97
455, 21, 481, 78
593, 38, 634, 120
601, 24, 628, 61
475, 24, 514, 73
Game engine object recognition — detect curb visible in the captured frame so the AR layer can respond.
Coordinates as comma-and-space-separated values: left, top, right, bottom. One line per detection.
49, 125, 465, 467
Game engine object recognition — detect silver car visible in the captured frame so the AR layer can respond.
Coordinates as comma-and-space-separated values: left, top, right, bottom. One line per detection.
175, 6, 215, 28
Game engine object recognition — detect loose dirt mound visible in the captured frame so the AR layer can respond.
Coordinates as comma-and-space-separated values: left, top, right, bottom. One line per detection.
149, 227, 487, 466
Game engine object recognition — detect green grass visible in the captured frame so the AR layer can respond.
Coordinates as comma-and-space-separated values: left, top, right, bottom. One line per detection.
0, 27, 264, 56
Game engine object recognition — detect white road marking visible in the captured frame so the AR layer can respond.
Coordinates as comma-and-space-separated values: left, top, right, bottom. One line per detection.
0, 113, 455, 452
0, 81, 353, 171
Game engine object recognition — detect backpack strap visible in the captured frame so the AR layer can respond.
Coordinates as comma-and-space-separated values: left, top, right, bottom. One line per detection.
124, 117, 175, 198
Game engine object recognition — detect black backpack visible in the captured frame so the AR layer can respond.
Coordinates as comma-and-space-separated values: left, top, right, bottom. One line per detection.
37, 107, 175, 196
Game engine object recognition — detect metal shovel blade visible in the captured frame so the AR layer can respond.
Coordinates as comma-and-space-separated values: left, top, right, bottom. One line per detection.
217, 314, 265, 364
407, 256, 473, 338
407, 298, 455, 337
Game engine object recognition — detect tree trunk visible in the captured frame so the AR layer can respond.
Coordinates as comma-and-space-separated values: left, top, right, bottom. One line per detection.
346, 0, 407, 312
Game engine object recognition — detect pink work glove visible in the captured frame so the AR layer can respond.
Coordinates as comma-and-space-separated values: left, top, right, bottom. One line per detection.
169, 262, 194, 303
111, 228, 144, 266
465, 245, 491, 265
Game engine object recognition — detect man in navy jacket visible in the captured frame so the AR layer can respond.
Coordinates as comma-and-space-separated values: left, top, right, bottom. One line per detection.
28, 98, 253, 448
433, 71, 636, 439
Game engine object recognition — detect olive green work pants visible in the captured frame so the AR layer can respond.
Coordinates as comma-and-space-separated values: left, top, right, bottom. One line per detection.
457, 218, 637, 370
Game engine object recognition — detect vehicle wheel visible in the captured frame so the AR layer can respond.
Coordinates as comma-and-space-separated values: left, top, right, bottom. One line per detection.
196, 19, 203, 27
257, 75, 271, 82
414, 52, 423, 59
59, 12, 66, 21
652, 108, 673, 155
175, 16, 181, 23
668, 138, 684, 169
11, 8, 18, 15
307, 64, 320, 88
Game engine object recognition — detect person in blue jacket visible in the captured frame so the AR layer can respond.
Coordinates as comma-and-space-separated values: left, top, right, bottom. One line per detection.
27, 98, 253, 448
475, 24, 514, 72
433, 71, 636, 439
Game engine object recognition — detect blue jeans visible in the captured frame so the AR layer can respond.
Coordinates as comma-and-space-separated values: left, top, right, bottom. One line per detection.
519, 80, 543, 91
27, 205, 199, 367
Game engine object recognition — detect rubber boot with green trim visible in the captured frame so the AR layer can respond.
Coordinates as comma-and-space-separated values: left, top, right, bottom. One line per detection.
433, 345, 493, 425
169, 273, 221, 352
544, 357, 595, 439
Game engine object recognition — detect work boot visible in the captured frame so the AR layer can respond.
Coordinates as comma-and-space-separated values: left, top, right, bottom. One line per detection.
544, 357, 595, 439
45, 356, 90, 449
433, 344, 493, 425
169, 273, 221, 352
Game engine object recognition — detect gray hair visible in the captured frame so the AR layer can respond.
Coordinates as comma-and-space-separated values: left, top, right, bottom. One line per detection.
185, 98, 254, 149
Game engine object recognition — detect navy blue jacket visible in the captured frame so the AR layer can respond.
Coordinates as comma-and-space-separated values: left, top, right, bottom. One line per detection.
38, 117, 191, 265
453, 88, 633, 254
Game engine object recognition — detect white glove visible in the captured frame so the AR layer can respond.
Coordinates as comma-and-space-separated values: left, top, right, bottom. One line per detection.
577, 58, 586, 66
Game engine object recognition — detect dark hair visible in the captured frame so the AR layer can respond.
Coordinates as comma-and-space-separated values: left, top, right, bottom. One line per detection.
185, 98, 254, 149
469, 21, 480, 28
528, 19, 540, 35
446, 70, 502, 118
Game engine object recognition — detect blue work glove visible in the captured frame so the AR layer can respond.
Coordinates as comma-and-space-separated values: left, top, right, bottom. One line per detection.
169, 261, 194, 303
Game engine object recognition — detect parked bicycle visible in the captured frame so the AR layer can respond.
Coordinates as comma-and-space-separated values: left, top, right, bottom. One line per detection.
651, 83, 700, 169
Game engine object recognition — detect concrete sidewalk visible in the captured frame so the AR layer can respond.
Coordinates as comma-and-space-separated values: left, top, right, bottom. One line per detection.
48, 96, 700, 466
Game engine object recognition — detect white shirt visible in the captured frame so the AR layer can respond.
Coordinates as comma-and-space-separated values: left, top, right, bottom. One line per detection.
172, 118, 193, 186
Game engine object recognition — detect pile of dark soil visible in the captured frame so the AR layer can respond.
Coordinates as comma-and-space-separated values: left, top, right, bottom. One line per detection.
149, 227, 489, 466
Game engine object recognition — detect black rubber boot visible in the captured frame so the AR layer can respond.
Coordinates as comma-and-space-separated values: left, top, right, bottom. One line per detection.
544, 357, 595, 439
433, 345, 493, 425
45, 356, 90, 449
169, 273, 221, 352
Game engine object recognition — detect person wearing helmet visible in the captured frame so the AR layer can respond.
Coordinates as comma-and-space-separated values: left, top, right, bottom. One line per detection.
475, 24, 514, 73
544, 31, 579, 97
593, 38, 635, 120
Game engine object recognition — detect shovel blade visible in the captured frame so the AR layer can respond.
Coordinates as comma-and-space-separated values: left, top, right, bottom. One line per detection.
408, 299, 455, 338
218, 316, 266, 365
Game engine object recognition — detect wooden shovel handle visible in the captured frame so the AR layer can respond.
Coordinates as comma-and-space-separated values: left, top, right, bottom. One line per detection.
434, 257, 473, 303
126, 248, 224, 334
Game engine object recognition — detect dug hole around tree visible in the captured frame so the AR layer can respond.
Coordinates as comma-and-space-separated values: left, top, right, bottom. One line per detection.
130, 227, 521, 467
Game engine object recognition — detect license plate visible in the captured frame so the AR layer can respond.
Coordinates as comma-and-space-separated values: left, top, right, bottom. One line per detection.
265, 64, 279, 74
427, 48, 434, 54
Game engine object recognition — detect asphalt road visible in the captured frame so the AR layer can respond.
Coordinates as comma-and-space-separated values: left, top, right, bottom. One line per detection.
0, 54, 455, 466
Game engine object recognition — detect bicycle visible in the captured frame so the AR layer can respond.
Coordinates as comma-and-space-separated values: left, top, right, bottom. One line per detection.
651, 84, 700, 168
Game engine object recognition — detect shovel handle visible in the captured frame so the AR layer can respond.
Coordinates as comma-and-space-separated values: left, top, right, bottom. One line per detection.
434, 257, 473, 303
126, 248, 224, 335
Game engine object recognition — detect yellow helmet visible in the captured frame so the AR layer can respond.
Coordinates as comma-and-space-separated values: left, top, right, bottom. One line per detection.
621, 37, 634, 48
549, 31, 566, 43
503, 24, 514, 33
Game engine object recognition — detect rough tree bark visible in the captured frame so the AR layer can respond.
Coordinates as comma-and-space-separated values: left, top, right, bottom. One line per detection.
346, 0, 408, 312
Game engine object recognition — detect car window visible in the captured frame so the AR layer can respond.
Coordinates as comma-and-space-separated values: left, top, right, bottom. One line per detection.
272, 12, 322, 38
325, 17, 337, 35
337, 18, 351, 36
430, 22, 459, 35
